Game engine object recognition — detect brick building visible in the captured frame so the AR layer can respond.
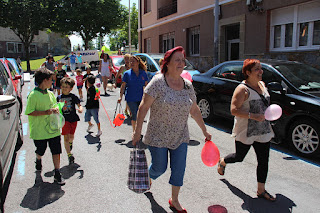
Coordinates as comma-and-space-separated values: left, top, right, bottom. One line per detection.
138, 0, 320, 71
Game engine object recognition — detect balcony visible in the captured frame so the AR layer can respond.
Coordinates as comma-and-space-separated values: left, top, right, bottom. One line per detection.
158, 0, 177, 19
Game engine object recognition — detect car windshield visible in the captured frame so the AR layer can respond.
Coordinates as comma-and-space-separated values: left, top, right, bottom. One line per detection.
112, 57, 124, 67
273, 63, 320, 90
150, 55, 196, 70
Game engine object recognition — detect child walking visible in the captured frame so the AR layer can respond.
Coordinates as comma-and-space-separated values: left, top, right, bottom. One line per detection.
25, 68, 65, 185
85, 75, 102, 137
57, 77, 83, 165
75, 69, 84, 101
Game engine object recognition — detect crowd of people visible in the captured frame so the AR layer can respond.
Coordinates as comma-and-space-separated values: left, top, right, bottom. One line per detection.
25, 47, 276, 212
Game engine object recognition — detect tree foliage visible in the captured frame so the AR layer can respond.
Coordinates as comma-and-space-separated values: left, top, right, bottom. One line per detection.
0, 0, 56, 71
51, 0, 125, 50
108, 3, 138, 51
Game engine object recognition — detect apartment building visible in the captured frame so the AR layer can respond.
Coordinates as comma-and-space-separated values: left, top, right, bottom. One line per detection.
138, 0, 320, 71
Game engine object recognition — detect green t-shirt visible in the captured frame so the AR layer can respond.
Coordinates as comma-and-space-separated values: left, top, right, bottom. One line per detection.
25, 88, 61, 140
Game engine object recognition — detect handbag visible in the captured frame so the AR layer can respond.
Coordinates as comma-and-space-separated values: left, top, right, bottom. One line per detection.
127, 141, 150, 193
113, 102, 125, 127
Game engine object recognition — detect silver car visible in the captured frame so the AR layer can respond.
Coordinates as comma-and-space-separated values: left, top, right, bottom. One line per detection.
0, 60, 23, 211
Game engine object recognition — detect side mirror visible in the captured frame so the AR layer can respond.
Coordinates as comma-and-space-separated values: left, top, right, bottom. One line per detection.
14, 75, 22, 80
267, 82, 286, 95
0, 95, 17, 109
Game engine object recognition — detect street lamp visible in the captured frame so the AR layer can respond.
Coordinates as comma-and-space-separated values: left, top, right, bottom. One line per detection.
129, 0, 131, 54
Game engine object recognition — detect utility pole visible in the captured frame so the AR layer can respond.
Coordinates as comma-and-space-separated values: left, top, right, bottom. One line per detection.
129, 0, 131, 54
214, 0, 219, 66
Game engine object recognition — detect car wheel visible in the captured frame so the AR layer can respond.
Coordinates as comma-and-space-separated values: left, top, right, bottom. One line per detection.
197, 96, 214, 122
289, 119, 320, 156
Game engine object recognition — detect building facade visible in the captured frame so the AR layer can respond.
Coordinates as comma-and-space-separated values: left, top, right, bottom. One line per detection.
0, 27, 71, 60
138, 0, 320, 72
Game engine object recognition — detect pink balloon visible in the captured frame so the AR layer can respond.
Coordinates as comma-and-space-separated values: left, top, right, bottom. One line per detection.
180, 70, 192, 82
264, 104, 282, 121
201, 140, 220, 167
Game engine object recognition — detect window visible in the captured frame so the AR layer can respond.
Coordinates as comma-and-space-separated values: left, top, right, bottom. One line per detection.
285, 23, 293, 47
16, 43, 23, 53
29, 44, 37, 53
188, 26, 200, 56
274, 25, 281, 48
217, 64, 243, 81
144, 38, 151, 53
270, 1, 320, 51
160, 32, 175, 53
144, 0, 151, 14
299, 22, 309, 46
313, 20, 320, 45
0, 63, 9, 95
7, 42, 15, 53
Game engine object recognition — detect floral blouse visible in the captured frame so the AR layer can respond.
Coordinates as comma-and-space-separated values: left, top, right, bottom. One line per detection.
143, 74, 196, 149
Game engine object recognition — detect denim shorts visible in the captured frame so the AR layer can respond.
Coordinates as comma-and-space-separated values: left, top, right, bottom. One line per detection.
127, 101, 141, 121
85, 108, 100, 123
77, 85, 83, 89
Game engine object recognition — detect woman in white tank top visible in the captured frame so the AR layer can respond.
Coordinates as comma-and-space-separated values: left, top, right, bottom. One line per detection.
98, 53, 113, 95
217, 59, 276, 202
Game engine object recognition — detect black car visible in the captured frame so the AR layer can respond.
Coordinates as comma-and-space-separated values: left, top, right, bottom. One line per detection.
192, 60, 320, 157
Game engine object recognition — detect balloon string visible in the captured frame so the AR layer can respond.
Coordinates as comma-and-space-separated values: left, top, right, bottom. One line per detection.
98, 97, 115, 129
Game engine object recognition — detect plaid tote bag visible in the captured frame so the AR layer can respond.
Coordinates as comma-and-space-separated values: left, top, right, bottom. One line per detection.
127, 147, 150, 193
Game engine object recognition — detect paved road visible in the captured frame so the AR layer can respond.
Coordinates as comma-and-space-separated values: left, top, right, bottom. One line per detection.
3, 72, 320, 213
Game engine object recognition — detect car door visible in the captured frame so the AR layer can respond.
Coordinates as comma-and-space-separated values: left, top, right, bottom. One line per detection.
0, 61, 19, 181
213, 63, 243, 117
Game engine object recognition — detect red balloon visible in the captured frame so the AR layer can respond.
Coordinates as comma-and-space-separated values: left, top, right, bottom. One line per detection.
201, 140, 220, 167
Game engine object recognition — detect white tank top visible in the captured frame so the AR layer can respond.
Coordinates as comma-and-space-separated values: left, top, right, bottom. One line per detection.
100, 60, 110, 76
231, 81, 274, 145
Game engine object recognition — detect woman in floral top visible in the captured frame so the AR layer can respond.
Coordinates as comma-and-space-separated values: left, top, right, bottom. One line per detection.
132, 46, 211, 213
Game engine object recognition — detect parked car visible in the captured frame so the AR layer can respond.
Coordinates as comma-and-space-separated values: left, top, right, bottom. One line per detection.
192, 59, 320, 157
0, 60, 23, 211
0, 59, 22, 114
5, 58, 24, 86
134, 53, 200, 81
110, 55, 124, 85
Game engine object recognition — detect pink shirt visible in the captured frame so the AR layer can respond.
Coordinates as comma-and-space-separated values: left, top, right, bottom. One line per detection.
76, 75, 84, 86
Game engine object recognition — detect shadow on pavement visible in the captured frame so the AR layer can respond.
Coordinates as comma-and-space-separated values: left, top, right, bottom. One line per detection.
20, 171, 65, 210
220, 179, 296, 213
85, 134, 102, 152
144, 192, 167, 213
188, 140, 200, 146
43, 163, 84, 180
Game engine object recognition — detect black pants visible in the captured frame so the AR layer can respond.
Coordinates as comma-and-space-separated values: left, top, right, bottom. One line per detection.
224, 141, 270, 183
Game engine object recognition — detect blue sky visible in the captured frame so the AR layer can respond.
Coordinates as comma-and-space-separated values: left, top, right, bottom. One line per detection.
69, 0, 138, 48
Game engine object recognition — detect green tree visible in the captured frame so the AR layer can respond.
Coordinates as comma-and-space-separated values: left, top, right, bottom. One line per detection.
108, 3, 138, 51
0, 0, 56, 72
52, 0, 125, 50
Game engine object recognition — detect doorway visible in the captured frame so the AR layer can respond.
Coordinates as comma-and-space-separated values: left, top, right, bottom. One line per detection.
225, 24, 240, 61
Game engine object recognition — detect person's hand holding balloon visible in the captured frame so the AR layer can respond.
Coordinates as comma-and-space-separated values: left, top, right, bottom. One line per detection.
46, 108, 59, 115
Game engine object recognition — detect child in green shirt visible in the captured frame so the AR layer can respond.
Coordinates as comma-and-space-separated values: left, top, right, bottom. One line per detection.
25, 68, 65, 185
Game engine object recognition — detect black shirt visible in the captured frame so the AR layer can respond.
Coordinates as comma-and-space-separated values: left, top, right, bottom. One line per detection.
56, 69, 67, 88
57, 93, 80, 122
85, 86, 99, 109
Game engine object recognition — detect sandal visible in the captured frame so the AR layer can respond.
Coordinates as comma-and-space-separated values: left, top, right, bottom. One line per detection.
257, 190, 276, 202
217, 160, 226, 176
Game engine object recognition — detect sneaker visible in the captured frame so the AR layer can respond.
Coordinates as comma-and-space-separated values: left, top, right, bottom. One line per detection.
95, 130, 102, 137
87, 124, 94, 132
68, 155, 75, 165
69, 142, 73, 151
54, 171, 65, 185
35, 159, 42, 171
